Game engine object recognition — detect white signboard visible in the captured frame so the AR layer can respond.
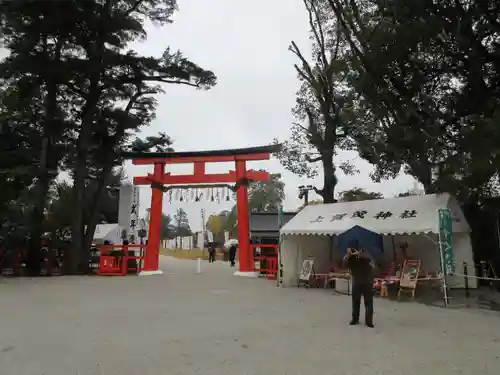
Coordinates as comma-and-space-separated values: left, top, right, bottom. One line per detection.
207, 231, 214, 243
118, 185, 132, 229
118, 185, 140, 243
129, 186, 140, 235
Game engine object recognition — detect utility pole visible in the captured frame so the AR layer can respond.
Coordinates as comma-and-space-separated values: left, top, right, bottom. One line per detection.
200, 209, 206, 232
277, 204, 284, 287
200, 209, 206, 250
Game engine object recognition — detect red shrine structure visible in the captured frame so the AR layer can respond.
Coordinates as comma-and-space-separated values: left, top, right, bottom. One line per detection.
123, 145, 279, 276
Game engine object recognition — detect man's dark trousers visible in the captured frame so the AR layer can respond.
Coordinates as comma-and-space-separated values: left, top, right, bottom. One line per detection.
229, 247, 236, 267
208, 251, 216, 263
351, 282, 374, 325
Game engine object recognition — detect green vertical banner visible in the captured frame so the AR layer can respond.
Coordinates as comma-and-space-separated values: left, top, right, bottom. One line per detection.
438, 208, 454, 276
277, 205, 284, 287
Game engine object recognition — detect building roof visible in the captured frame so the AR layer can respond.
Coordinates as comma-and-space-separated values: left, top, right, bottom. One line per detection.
92, 224, 124, 243
250, 211, 296, 237
280, 193, 470, 236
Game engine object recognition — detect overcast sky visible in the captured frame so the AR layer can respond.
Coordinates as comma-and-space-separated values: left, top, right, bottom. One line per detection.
123, 0, 419, 231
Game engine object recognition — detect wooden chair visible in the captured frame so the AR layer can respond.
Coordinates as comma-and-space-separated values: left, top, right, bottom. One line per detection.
397, 260, 421, 300
297, 259, 315, 288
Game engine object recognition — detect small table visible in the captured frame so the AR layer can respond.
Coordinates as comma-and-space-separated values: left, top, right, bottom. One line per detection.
327, 273, 351, 295
374, 276, 401, 297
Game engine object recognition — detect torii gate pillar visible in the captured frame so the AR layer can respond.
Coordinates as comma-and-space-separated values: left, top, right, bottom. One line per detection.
234, 159, 252, 275
145, 162, 165, 273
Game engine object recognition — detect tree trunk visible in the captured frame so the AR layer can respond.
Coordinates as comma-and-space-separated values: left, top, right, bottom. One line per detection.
83, 122, 126, 254
27, 36, 62, 275
78, 110, 127, 272
321, 152, 337, 203
68, 84, 101, 273
83, 164, 113, 259
68, 1, 111, 274
68, 122, 95, 274
26, 137, 50, 275
409, 159, 434, 194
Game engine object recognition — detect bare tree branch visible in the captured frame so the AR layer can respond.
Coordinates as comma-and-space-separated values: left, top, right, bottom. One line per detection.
304, 0, 328, 69
293, 63, 313, 85
290, 41, 316, 84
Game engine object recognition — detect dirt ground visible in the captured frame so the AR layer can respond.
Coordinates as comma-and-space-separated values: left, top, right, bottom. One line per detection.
0, 256, 499, 375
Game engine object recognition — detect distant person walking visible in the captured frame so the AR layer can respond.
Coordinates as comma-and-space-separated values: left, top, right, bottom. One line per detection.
208, 242, 216, 263
343, 241, 375, 328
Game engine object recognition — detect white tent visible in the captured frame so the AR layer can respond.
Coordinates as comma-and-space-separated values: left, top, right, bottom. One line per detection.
165, 239, 177, 249
92, 224, 124, 245
180, 236, 193, 250
197, 232, 205, 249
280, 193, 476, 288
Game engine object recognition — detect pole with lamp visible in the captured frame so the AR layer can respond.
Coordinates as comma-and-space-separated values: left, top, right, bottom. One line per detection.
298, 185, 315, 207
277, 204, 284, 287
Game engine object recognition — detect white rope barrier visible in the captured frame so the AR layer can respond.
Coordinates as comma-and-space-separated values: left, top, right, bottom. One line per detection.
461, 264, 478, 269
417, 276, 443, 281
451, 272, 500, 282
452, 261, 499, 282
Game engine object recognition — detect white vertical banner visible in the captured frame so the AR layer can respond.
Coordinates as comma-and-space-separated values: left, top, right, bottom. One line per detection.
207, 231, 214, 243
197, 232, 205, 249
118, 185, 141, 243
224, 231, 229, 243
129, 186, 140, 242
118, 185, 133, 230
139, 218, 148, 234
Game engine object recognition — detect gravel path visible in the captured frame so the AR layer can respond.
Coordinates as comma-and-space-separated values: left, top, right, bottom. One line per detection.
0, 256, 499, 375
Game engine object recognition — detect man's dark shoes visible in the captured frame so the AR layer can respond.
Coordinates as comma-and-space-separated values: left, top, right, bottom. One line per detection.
349, 320, 359, 326
365, 323, 374, 328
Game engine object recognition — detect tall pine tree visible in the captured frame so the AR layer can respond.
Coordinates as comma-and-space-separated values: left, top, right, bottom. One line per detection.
0, 0, 217, 273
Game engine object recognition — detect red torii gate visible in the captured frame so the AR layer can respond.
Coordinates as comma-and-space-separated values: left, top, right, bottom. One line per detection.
125, 145, 278, 275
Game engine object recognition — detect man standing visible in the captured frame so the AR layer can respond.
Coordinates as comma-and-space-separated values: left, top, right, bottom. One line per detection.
343, 242, 375, 328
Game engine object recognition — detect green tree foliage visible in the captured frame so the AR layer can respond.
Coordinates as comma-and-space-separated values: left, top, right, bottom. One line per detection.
248, 172, 285, 212
46, 169, 125, 240
0, 0, 216, 273
160, 214, 175, 240
217, 207, 238, 238
206, 212, 230, 243
0, 0, 78, 272
206, 214, 223, 237
173, 208, 192, 237
327, 0, 500, 201
275, 0, 358, 203
0, 86, 40, 220
337, 188, 382, 202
